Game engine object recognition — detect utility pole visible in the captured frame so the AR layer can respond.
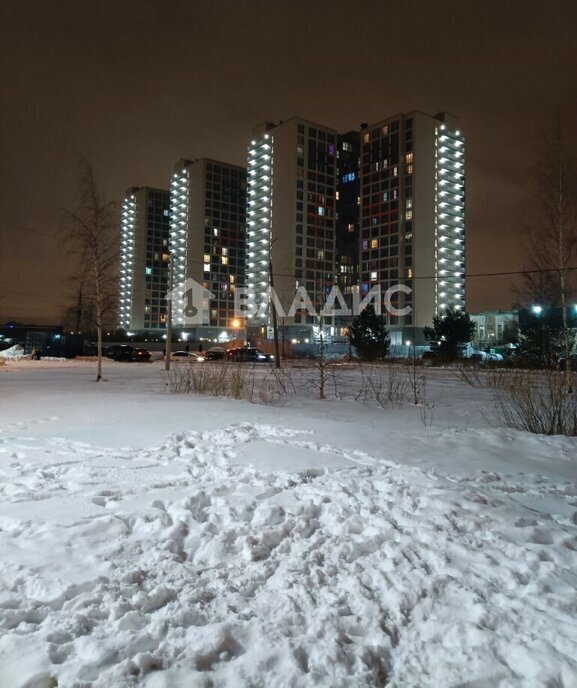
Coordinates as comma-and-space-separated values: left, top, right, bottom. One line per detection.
165, 254, 173, 371
269, 239, 281, 369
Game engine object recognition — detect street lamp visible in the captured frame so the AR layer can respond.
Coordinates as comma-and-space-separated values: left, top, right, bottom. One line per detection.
531, 305, 545, 367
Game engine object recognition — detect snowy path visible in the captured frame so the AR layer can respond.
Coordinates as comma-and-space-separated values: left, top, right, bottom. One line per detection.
1, 417, 577, 687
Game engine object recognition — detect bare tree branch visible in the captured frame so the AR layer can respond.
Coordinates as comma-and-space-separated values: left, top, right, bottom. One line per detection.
520, 119, 577, 388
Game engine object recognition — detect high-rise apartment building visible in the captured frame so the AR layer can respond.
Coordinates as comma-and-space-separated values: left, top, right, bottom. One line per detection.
170, 158, 247, 329
336, 131, 361, 301
118, 186, 170, 331
246, 118, 338, 333
359, 111, 465, 343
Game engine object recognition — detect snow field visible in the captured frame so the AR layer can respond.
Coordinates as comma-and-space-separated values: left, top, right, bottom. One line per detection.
0, 361, 576, 687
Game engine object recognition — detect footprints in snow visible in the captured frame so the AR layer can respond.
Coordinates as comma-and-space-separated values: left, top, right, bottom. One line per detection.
0, 416, 60, 434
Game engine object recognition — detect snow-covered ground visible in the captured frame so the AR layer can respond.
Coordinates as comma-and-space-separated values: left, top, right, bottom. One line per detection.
0, 359, 576, 687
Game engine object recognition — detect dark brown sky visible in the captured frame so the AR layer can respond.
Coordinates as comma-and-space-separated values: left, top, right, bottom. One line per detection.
1, 0, 577, 324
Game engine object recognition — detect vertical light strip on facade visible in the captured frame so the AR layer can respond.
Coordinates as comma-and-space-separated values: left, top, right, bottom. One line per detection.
169, 167, 189, 326
118, 194, 136, 329
435, 125, 465, 313
246, 134, 273, 324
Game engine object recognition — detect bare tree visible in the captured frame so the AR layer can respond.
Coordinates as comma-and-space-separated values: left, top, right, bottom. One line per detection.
58, 160, 118, 381
524, 122, 577, 388
62, 277, 95, 335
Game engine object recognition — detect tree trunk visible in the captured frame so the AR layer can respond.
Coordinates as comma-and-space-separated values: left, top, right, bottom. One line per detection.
556, 136, 573, 392
95, 261, 103, 382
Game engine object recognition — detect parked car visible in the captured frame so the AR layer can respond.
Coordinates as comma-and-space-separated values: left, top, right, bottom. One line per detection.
134, 348, 151, 362
421, 350, 439, 365
470, 350, 504, 363
204, 346, 226, 361
170, 351, 205, 362
104, 345, 136, 362
227, 347, 274, 363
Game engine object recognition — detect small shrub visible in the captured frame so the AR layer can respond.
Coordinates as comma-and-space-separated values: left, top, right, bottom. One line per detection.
494, 369, 577, 436
355, 364, 411, 407
166, 360, 252, 399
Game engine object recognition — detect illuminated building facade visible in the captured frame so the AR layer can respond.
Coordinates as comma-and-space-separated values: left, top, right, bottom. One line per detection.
359, 111, 465, 343
169, 158, 247, 329
336, 130, 360, 301
246, 118, 338, 333
118, 186, 170, 331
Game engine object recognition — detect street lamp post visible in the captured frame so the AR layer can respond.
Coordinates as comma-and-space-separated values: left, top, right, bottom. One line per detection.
531, 305, 544, 368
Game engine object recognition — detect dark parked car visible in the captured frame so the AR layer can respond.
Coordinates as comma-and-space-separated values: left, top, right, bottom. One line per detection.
103, 345, 151, 362
104, 345, 136, 361
227, 347, 274, 363
204, 346, 226, 361
421, 350, 439, 365
134, 348, 151, 362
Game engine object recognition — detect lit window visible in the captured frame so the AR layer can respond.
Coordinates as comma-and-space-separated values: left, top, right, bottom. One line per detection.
213, 228, 219, 236
145, 267, 152, 275
406, 210, 413, 221
393, 166, 398, 176
363, 133, 370, 144
406, 198, 412, 209
407, 268, 413, 278
222, 248, 228, 256
297, 145, 304, 157
204, 254, 210, 263
230, 275, 235, 283
370, 271, 378, 281
407, 164, 413, 175
204, 263, 210, 272
222, 256, 228, 265
335, 191, 340, 200
318, 206, 325, 216
371, 239, 379, 249
382, 191, 388, 202
317, 250, 324, 260
405, 153, 413, 164
347, 223, 355, 232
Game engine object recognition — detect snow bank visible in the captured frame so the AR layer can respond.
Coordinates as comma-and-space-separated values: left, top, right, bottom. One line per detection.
0, 344, 25, 359
1, 362, 576, 686
1, 421, 576, 687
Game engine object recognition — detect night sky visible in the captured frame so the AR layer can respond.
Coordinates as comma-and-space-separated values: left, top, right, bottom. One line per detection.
1, 0, 577, 324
